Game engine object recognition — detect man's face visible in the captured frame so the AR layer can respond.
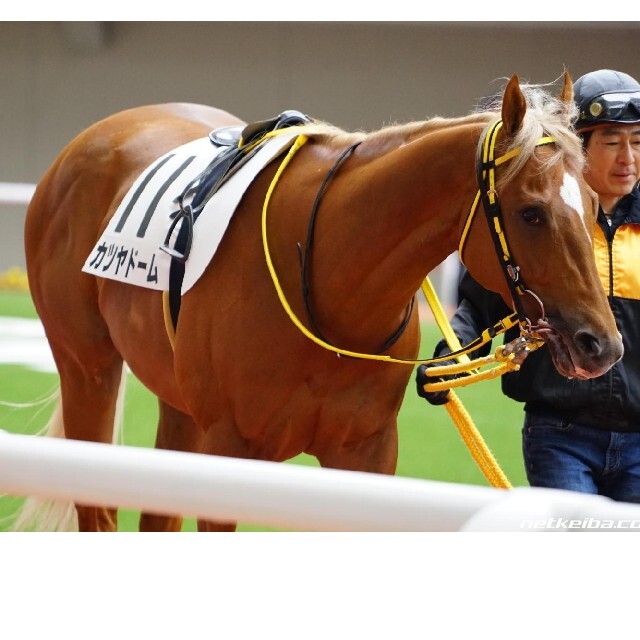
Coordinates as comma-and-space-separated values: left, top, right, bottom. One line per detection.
583, 123, 640, 212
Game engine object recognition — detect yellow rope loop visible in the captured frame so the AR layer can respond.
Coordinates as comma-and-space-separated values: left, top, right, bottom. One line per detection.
422, 332, 546, 393
449, 335, 543, 378
423, 353, 496, 378
423, 361, 515, 392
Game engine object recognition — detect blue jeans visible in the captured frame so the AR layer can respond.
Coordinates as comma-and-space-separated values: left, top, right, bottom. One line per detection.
522, 412, 640, 503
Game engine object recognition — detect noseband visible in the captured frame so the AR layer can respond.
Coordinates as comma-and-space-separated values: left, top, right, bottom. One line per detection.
458, 119, 556, 332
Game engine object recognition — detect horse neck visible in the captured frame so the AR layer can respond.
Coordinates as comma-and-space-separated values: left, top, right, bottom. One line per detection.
303, 119, 485, 349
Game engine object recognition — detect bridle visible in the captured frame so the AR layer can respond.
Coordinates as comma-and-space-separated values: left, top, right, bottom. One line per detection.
262, 119, 557, 365
458, 118, 556, 335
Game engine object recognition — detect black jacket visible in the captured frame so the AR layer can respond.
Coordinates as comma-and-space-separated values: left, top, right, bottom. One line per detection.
435, 182, 640, 432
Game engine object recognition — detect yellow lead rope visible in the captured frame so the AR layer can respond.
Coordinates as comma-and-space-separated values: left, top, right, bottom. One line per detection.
422, 277, 512, 488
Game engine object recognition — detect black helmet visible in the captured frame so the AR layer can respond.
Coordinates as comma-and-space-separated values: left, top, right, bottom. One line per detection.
574, 69, 640, 131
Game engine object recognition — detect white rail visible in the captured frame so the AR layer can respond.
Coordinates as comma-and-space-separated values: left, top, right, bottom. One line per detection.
0, 182, 35, 206
2, 179, 638, 532
2, 429, 640, 531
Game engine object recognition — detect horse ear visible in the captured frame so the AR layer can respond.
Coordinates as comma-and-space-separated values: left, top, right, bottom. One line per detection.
560, 70, 574, 104
501, 74, 526, 137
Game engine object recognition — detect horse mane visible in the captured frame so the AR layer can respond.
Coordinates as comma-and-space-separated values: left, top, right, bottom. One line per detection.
308, 80, 584, 186
305, 113, 493, 152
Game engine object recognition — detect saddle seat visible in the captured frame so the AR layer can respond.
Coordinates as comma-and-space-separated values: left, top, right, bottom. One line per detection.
209, 109, 312, 149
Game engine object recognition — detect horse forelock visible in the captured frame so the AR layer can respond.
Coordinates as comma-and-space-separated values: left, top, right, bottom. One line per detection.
493, 83, 584, 187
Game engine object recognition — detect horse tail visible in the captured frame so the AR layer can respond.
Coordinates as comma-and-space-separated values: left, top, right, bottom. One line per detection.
9, 363, 128, 532
9, 395, 78, 532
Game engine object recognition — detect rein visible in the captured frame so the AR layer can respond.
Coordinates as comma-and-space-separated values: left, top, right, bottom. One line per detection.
262, 121, 555, 366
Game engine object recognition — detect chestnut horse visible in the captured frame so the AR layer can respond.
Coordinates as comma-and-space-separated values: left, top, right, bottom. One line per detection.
18, 73, 622, 531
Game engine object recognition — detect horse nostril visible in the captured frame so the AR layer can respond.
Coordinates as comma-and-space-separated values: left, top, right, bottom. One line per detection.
574, 330, 603, 358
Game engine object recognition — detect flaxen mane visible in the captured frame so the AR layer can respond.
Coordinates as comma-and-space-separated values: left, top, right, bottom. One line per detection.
312, 82, 583, 185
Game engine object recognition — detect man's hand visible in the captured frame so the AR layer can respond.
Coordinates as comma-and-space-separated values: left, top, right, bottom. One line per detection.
415, 362, 456, 406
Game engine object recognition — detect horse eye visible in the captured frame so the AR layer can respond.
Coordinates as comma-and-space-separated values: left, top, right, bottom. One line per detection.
520, 207, 544, 225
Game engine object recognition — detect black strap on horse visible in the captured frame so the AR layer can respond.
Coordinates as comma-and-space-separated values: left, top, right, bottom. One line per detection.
297, 140, 415, 355
161, 110, 312, 331
475, 119, 552, 327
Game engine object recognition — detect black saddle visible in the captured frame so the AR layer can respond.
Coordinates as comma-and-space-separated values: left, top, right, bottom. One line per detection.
162, 109, 312, 332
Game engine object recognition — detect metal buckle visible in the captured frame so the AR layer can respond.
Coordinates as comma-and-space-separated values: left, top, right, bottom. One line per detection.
160, 205, 194, 264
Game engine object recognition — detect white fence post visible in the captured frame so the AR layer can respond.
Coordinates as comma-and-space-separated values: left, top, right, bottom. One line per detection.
0, 182, 35, 206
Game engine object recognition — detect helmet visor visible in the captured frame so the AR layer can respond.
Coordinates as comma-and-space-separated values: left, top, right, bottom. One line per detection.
579, 91, 640, 128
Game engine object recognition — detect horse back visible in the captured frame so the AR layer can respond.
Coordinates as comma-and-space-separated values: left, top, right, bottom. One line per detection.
26, 102, 243, 275
23, 104, 245, 407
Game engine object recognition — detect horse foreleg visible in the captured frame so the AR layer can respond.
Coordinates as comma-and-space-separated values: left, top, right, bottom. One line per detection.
193, 419, 255, 532
139, 401, 206, 532
314, 423, 398, 475
197, 519, 237, 532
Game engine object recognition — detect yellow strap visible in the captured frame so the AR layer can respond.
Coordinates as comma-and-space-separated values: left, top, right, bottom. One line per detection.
493, 217, 510, 259
458, 190, 480, 260
162, 290, 177, 351
421, 277, 473, 368
423, 360, 514, 391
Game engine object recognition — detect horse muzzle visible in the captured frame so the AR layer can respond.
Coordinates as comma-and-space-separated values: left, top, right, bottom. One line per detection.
535, 318, 624, 380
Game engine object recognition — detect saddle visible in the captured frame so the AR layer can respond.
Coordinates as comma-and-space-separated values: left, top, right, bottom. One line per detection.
162, 110, 312, 331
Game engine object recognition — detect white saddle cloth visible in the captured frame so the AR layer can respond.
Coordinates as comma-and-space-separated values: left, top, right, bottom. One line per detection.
82, 130, 301, 293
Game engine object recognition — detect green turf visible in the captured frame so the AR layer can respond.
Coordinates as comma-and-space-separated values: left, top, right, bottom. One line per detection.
0, 291, 528, 531
0, 290, 38, 318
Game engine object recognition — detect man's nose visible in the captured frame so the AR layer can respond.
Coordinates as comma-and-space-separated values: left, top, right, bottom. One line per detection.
617, 141, 635, 163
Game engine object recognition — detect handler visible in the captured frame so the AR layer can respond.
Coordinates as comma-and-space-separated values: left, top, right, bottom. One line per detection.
417, 69, 640, 502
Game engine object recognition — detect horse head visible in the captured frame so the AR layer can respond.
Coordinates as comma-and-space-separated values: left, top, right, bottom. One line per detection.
461, 72, 623, 379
